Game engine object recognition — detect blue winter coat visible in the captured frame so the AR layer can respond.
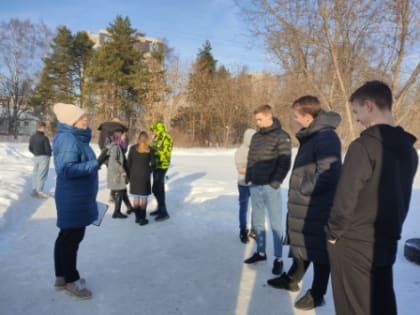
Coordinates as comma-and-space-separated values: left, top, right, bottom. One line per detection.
53, 122, 99, 228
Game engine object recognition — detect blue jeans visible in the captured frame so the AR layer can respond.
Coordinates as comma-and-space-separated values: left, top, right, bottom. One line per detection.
238, 184, 251, 230
32, 155, 50, 192
250, 184, 283, 258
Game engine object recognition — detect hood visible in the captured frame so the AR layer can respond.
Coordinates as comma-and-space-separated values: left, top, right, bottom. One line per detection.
242, 128, 256, 147
151, 121, 166, 135
97, 121, 128, 133
361, 124, 417, 156
57, 122, 92, 143
296, 110, 341, 139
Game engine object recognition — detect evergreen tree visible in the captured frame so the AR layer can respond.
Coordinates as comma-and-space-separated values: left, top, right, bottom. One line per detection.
33, 26, 74, 107
32, 27, 94, 112
85, 15, 147, 122
187, 40, 218, 145
71, 31, 94, 106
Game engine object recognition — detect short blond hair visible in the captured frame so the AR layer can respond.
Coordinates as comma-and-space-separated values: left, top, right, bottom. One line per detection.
253, 104, 272, 115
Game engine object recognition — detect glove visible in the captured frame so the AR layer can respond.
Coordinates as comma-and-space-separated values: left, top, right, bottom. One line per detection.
270, 181, 281, 189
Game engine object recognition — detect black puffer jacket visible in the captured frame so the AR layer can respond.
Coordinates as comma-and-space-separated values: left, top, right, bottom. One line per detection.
285, 110, 342, 263
245, 118, 291, 186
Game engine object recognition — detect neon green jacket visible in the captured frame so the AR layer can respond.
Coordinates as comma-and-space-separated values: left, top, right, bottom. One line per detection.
150, 122, 173, 170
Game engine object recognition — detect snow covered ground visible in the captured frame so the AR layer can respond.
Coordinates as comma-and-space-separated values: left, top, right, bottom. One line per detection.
0, 143, 419, 315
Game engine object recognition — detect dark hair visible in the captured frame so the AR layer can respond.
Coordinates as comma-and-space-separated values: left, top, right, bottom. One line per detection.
37, 121, 46, 128
349, 80, 392, 110
253, 104, 272, 115
292, 95, 321, 117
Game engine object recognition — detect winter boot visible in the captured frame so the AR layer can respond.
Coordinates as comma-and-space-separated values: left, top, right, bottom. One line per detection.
112, 191, 127, 219
122, 190, 134, 215
65, 279, 92, 299
135, 207, 149, 226
239, 229, 249, 244
267, 272, 299, 291
294, 290, 325, 310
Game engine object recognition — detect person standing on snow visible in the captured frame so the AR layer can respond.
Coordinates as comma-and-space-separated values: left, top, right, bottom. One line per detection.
244, 104, 292, 276
29, 121, 52, 199
234, 128, 256, 243
52, 103, 99, 299
97, 118, 129, 202
326, 81, 418, 315
149, 121, 173, 221
267, 96, 342, 311
100, 131, 134, 219
127, 131, 153, 226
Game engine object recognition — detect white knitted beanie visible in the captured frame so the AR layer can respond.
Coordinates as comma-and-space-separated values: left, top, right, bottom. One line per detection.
53, 103, 86, 126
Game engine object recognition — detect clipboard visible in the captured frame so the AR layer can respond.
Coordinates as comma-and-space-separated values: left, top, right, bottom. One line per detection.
92, 201, 109, 226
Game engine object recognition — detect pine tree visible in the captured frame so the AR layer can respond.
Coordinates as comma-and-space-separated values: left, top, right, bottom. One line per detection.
71, 31, 94, 107
32, 27, 94, 113
187, 40, 218, 145
85, 16, 147, 123
33, 27, 74, 107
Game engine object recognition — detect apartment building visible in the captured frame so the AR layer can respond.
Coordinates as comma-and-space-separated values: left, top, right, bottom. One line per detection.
87, 29, 165, 57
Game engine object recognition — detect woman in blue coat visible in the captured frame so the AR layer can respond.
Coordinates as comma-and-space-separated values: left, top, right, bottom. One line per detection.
267, 96, 342, 310
52, 103, 99, 299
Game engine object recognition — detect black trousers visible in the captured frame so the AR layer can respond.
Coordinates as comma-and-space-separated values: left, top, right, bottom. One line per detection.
54, 227, 85, 283
287, 257, 330, 297
152, 169, 168, 215
113, 189, 132, 212
328, 240, 397, 315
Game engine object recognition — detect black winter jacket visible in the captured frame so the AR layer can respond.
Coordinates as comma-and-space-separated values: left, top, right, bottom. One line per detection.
326, 124, 418, 266
245, 118, 291, 186
29, 131, 51, 156
285, 110, 342, 263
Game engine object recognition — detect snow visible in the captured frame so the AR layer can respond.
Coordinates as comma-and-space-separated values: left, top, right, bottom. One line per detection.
0, 143, 419, 315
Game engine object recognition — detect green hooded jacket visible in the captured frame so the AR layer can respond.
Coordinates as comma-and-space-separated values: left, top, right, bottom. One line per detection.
150, 122, 173, 170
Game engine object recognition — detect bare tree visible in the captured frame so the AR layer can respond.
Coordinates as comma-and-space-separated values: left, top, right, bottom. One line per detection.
0, 18, 51, 136
237, 0, 420, 145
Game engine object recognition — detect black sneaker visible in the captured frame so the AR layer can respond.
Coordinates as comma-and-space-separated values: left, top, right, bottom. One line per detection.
267, 273, 299, 291
155, 213, 170, 221
244, 252, 267, 264
150, 209, 160, 216
294, 290, 325, 310
272, 259, 283, 275
239, 229, 249, 244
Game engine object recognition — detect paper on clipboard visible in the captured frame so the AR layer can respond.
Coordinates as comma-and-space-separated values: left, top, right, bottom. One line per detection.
92, 201, 109, 226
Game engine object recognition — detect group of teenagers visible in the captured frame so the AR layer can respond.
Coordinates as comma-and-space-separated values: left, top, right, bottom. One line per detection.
96, 118, 173, 224
234, 80, 418, 315
29, 80, 417, 313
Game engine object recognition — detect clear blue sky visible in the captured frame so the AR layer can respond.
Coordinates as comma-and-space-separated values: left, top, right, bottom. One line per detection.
0, 0, 277, 73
